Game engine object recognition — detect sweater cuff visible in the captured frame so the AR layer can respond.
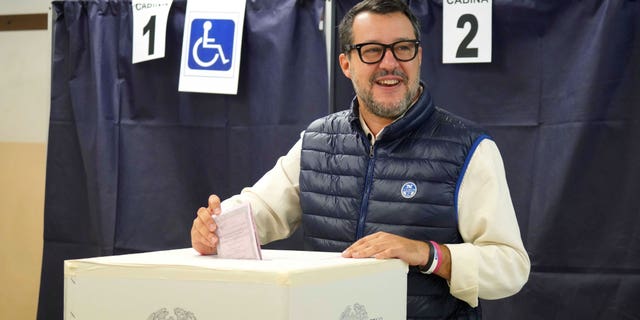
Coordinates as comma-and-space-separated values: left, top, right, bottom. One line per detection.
446, 243, 479, 307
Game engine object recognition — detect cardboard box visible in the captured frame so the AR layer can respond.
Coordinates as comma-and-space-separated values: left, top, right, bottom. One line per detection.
64, 248, 407, 319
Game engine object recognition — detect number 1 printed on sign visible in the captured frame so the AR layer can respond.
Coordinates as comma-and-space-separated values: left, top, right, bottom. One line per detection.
143, 15, 156, 55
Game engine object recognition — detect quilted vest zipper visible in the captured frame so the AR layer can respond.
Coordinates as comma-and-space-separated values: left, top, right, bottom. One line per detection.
356, 142, 376, 239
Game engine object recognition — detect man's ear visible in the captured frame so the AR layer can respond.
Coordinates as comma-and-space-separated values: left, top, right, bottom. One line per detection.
339, 53, 351, 79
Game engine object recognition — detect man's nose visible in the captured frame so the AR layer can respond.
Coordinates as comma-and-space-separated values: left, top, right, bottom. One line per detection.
379, 47, 400, 68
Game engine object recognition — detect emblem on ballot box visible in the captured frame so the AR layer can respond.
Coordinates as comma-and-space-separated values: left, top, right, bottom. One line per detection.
340, 303, 383, 320
147, 307, 197, 320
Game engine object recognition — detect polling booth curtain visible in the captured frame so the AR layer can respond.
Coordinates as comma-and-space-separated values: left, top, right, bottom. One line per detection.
39, 0, 326, 318
331, 0, 640, 318
41, 0, 640, 319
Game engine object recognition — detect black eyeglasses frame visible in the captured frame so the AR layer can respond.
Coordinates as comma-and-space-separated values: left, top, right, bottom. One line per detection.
345, 40, 421, 64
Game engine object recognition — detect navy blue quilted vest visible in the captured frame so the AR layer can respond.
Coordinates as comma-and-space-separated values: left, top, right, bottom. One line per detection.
300, 88, 488, 319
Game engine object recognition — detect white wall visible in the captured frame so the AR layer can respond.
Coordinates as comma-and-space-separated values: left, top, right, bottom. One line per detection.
0, 1, 51, 142
0, 1, 51, 319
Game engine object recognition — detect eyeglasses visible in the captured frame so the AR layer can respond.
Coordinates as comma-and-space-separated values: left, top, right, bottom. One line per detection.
345, 40, 420, 64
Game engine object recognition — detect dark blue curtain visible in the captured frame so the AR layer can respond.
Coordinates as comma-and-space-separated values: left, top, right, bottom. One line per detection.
353, 0, 639, 318
41, 0, 640, 319
39, 0, 326, 318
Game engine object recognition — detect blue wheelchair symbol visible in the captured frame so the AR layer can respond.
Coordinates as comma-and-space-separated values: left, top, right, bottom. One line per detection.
188, 19, 234, 71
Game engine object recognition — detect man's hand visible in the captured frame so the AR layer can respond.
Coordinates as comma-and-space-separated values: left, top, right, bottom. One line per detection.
191, 194, 222, 255
342, 231, 451, 280
342, 231, 429, 266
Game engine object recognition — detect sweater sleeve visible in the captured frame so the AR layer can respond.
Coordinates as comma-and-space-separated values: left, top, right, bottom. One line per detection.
222, 137, 303, 245
446, 139, 531, 307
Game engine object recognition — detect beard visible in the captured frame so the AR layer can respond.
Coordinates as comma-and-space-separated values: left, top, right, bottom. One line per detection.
354, 69, 421, 120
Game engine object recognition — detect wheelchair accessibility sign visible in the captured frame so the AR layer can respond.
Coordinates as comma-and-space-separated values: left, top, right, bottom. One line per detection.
179, 0, 246, 95
188, 19, 234, 71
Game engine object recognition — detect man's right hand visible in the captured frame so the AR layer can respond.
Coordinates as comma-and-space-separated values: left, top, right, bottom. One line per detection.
191, 194, 222, 255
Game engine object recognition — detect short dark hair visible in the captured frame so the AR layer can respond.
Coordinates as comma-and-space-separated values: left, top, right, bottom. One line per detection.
338, 0, 421, 54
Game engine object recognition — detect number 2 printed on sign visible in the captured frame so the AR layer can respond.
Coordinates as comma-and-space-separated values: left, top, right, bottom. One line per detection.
456, 14, 478, 58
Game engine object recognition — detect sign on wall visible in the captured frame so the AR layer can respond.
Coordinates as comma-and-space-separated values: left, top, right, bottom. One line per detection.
442, 0, 492, 64
178, 0, 246, 95
131, 0, 173, 64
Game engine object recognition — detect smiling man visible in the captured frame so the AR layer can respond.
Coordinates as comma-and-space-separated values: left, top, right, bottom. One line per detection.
191, 0, 530, 319
340, 10, 422, 126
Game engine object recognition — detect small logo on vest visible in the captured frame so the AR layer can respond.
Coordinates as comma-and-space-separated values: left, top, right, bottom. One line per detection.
401, 182, 417, 199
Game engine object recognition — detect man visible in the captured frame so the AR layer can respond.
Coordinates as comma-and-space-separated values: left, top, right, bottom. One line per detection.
191, 0, 530, 318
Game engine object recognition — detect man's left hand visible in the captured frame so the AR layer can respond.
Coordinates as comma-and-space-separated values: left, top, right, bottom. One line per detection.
341, 231, 429, 267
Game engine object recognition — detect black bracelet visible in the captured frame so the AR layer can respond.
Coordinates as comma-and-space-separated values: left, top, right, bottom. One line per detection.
419, 241, 435, 274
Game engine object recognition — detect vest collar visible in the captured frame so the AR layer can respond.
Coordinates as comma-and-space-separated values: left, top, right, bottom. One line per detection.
348, 81, 436, 142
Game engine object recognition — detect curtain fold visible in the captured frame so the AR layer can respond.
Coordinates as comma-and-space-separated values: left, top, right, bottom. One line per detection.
39, 0, 326, 318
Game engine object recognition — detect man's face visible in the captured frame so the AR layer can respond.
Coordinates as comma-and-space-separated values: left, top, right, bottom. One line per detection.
339, 11, 422, 120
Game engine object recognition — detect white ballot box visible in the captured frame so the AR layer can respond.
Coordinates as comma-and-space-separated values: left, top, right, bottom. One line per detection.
64, 248, 408, 319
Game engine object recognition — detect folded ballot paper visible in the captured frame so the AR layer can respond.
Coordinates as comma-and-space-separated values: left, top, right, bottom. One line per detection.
213, 202, 262, 260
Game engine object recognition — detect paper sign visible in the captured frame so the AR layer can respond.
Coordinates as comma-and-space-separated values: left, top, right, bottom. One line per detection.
178, 0, 246, 95
131, 0, 173, 64
443, 0, 492, 64
214, 202, 262, 260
